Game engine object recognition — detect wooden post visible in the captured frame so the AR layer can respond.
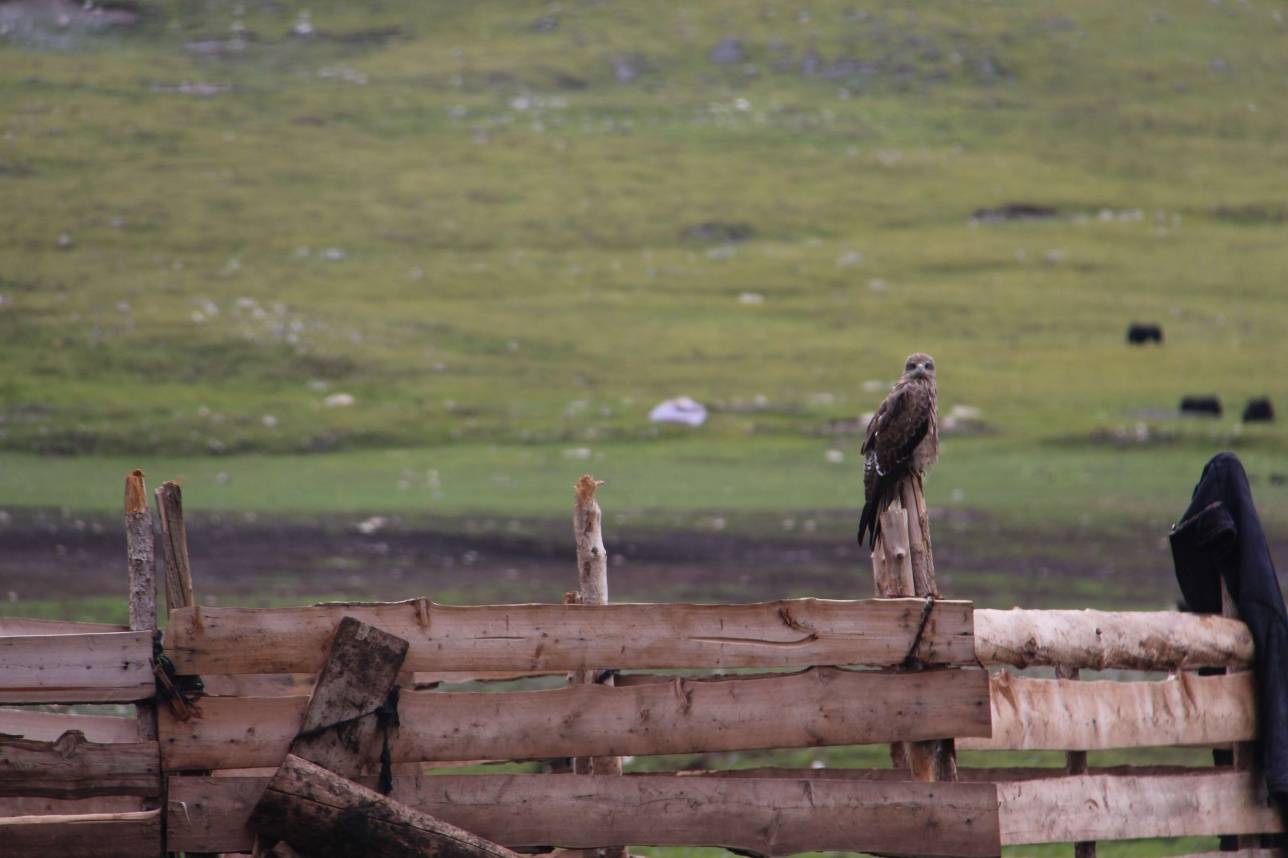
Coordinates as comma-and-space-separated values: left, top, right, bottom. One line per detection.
155, 480, 195, 612
1055, 664, 1095, 858
124, 471, 158, 744
870, 474, 957, 782
251, 754, 523, 858
1220, 578, 1262, 851
569, 475, 626, 858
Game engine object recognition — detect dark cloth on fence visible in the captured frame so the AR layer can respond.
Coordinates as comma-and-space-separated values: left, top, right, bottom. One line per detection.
1171, 452, 1288, 803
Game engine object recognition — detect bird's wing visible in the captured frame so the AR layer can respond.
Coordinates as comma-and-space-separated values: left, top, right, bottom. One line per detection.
869, 383, 932, 475
860, 387, 898, 455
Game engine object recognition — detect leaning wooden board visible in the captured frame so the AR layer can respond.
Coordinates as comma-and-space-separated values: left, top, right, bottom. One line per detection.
167, 773, 1002, 856
163, 598, 975, 674
160, 666, 991, 770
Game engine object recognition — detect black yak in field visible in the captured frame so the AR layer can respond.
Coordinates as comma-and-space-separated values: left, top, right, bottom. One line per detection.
1244, 397, 1275, 422
1127, 323, 1164, 345
1180, 395, 1222, 417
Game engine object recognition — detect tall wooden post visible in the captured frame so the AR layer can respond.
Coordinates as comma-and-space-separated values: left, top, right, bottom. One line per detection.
124, 470, 157, 744
568, 475, 626, 858
870, 474, 957, 782
155, 481, 195, 612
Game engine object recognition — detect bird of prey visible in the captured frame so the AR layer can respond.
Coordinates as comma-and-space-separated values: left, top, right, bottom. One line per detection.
856, 353, 939, 548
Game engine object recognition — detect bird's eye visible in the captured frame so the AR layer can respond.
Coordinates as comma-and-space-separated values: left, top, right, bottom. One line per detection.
905, 362, 915, 371
925, 361, 934, 370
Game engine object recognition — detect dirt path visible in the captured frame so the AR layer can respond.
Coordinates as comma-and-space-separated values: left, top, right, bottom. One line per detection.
4, 507, 1274, 612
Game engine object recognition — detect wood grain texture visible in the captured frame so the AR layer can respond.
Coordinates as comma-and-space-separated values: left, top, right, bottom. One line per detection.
155, 480, 195, 611
250, 755, 523, 858
160, 666, 990, 771
999, 770, 1282, 844
0, 732, 160, 799
0, 795, 146, 816
164, 598, 975, 674
170, 772, 1002, 856
0, 631, 154, 704
0, 809, 161, 858
958, 670, 1254, 751
0, 618, 128, 635
974, 608, 1253, 670
0, 707, 140, 743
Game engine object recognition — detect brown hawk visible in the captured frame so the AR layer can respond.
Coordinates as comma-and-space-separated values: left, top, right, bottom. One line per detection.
856, 352, 939, 548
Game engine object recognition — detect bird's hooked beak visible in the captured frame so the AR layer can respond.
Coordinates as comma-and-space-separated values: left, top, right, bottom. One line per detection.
911, 365, 928, 379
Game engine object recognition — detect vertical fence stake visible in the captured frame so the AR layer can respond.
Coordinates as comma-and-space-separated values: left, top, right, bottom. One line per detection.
155, 481, 195, 612
124, 470, 158, 745
569, 474, 626, 858
1056, 664, 1095, 858
871, 474, 957, 782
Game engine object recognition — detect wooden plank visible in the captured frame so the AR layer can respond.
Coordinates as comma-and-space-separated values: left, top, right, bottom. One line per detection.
959, 670, 1254, 751
0, 631, 154, 704
155, 480, 195, 611
124, 469, 159, 744
250, 754, 524, 858
164, 598, 976, 675
289, 616, 408, 779
160, 666, 990, 771
169, 773, 1002, 856
0, 618, 128, 635
974, 608, 1253, 670
999, 770, 1282, 844
0, 809, 161, 858
0, 795, 146, 816
0, 708, 140, 743
0, 732, 160, 799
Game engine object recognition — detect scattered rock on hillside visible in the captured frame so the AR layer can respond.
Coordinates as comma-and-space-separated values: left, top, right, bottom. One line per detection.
972, 203, 1058, 222
710, 37, 746, 64
681, 222, 755, 243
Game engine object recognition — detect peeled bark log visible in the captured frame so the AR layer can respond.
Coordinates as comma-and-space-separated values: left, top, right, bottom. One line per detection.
124, 470, 158, 743
0, 732, 160, 799
974, 608, 1253, 670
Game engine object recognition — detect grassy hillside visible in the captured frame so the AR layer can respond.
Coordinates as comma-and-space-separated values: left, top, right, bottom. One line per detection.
1, 0, 1286, 526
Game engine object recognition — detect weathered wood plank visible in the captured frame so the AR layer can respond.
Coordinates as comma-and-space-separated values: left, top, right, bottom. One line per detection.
0, 631, 154, 704
0, 795, 146, 816
169, 773, 1002, 856
160, 666, 990, 771
999, 770, 1282, 844
0, 732, 160, 799
0, 707, 140, 743
0, 809, 162, 858
974, 608, 1253, 670
250, 754, 524, 858
164, 598, 976, 674
958, 670, 1254, 751
155, 480, 195, 611
124, 469, 159, 744
0, 618, 128, 635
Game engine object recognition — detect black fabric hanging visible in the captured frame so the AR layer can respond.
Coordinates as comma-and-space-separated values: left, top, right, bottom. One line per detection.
1171, 452, 1288, 803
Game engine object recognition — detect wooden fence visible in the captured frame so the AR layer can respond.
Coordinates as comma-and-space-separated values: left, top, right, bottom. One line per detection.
0, 471, 1281, 857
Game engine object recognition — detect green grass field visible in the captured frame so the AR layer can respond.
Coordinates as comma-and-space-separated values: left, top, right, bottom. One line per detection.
2, 3, 1287, 855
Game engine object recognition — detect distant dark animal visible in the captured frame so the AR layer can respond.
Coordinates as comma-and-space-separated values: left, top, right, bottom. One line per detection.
972, 203, 1057, 222
1127, 323, 1164, 345
1180, 396, 1222, 417
857, 353, 938, 548
680, 222, 755, 243
1243, 397, 1275, 423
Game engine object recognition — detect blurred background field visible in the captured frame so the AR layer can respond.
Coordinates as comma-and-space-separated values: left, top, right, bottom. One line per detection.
3, 0, 1287, 604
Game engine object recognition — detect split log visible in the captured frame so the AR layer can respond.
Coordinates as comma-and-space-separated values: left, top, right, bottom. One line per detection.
171, 772, 1002, 856
164, 598, 975, 675
288, 616, 408, 778
155, 480, 195, 611
974, 608, 1253, 670
958, 670, 1254, 751
124, 470, 158, 743
159, 666, 990, 771
0, 809, 162, 858
0, 732, 160, 799
0, 618, 127, 635
249, 754, 523, 858
998, 770, 1283, 845
1055, 664, 1095, 858
0, 708, 140, 743
0, 631, 154, 704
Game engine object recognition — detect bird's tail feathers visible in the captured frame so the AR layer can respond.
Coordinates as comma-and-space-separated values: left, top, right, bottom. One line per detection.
856, 496, 881, 548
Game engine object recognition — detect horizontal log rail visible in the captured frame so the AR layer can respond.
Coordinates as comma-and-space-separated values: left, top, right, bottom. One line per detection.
975, 608, 1253, 670
0, 733, 161, 799
0, 795, 147, 817
960, 669, 1255, 751
163, 598, 975, 674
167, 773, 1002, 856
999, 770, 1283, 845
0, 631, 154, 704
0, 619, 130, 636
159, 666, 990, 771
0, 809, 162, 858
0, 708, 141, 744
